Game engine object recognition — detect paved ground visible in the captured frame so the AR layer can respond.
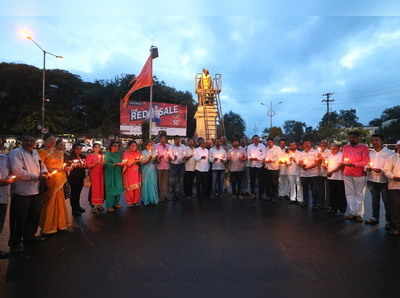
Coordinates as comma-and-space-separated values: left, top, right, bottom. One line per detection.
0, 189, 399, 298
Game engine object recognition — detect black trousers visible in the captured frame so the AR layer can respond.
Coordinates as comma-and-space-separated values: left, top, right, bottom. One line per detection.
184, 171, 196, 196
368, 181, 390, 222
9, 194, 42, 248
328, 179, 347, 213
69, 181, 84, 211
196, 171, 209, 199
388, 190, 400, 230
249, 167, 263, 195
301, 176, 322, 207
231, 171, 243, 195
0, 203, 7, 232
265, 169, 280, 198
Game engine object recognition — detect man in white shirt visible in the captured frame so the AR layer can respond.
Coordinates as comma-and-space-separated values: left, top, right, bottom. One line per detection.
183, 138, 196, 198
383, 141, 400, 236
365, 134, 394, 227
318, 140, 330, 209
228, 139, 247, 199
194, 138, 210, 199
247, 135, 266, 199
324, 143, 346, 215
240, 137, 250, 196
209, 138, 227, 198
169, 136, 187, 200
264, 138, 282, 201
299, 140, 322, 209
0, 148, 16, 259
278, 139, 289, 199
8, 136, 48, 253
286, 142, 303, 205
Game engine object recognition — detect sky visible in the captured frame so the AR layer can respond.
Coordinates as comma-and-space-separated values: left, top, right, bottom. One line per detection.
2, 1, 400, 136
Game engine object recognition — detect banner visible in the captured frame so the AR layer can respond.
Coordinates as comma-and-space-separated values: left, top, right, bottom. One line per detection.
120, 101, 187, 136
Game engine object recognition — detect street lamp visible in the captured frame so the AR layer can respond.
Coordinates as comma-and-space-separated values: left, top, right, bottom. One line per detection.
260, 100, 283, 129
21, 30, 63, 133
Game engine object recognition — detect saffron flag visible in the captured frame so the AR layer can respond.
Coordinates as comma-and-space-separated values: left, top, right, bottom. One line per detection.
121, 56, 153, 106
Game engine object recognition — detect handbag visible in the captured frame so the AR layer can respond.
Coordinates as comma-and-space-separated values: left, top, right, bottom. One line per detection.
38, 160, 49, 194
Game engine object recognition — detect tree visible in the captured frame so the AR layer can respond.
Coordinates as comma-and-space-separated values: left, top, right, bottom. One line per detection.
337, 109, 362, 128
370, 105, 400, 143
283, 120, 306, 142
263, 126, 282, 139
223, 111, 246, 141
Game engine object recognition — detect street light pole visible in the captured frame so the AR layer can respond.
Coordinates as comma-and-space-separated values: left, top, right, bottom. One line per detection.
25, 36, 63, 133
261, 100, 283, 130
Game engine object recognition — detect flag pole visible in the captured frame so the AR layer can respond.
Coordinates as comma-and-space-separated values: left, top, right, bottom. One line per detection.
148, 45, 159, 141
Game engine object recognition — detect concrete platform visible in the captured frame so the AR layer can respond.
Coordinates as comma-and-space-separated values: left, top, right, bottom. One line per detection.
0, 192, 399, 298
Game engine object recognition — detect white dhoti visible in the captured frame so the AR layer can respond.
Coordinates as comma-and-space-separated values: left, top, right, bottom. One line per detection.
343, 176, 366, 217
288, 175, 302, 202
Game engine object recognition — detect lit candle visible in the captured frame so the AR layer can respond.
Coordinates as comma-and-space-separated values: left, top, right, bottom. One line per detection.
9, 175, 16, 180
368, 162, 373, 168
344, 157, 350, 163
324, 159, 329, 166
50, 170, 58, 176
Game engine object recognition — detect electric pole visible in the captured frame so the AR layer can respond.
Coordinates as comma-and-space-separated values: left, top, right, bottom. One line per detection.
322, 92, 335, 127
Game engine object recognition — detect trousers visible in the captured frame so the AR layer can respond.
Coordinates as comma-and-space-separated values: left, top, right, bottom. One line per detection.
368, 181, 390, 222
343, 176, 366, 217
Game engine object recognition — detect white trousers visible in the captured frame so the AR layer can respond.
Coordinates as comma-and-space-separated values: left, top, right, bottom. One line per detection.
279, 175, 290, 197
288, 175, 303, 202
343, 176, 366, 217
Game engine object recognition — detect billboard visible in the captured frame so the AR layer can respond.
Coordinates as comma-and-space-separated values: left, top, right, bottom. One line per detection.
120, 101, 187, 136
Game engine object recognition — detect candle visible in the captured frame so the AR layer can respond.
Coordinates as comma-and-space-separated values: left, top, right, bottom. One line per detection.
9, 175, 16, 180
368, 162, 373, 168
50, 170, 58, 176
344, 157, 350, 163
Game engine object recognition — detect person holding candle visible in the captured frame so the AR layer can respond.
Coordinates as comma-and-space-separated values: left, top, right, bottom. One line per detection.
0, 148, 16, 259
155, 135, 172, 202
240, 137, 251, 196
183, 138, 196, 198
246, 135, 266, 199
209, 138, 228, 198
169, 136, 187, 200
264, 138, 283, 202
8, 136, 49, 254
140, 141, 159, 206
228, 139, 247, 199
194, 138, 210, 200
342, 131, 370, 222
122, 141, 142, 207
325, 143, 346, 215
104, 141, 124, 212
39, 138, 72, 235
298, 140, 322, 209
383, 141, 400, 236
86, 143, 104, 214
278, 139, 290, 199
318, 140, 330, 209
286, 142, 303, 205
66, 143, 86, 216
365, 134, 394, 227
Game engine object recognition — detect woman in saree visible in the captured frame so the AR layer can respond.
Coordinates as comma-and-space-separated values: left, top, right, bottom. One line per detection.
122, 141, 142, 207
39, 137, 72, 235
86, 143, 104, 214
104, 141, 124, 213
141, 141, 159, 206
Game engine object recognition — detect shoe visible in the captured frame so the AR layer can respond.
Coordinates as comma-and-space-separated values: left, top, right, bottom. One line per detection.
114, 204, 122, 209
78, 207, 85, 213
299, 202, 307, 208
0, 250, 9, 259
354, 216, 364, 223
365, 218, 379, 225
289, 201, 297, 205
107, 207, 115, 213
344, 215, 355, 220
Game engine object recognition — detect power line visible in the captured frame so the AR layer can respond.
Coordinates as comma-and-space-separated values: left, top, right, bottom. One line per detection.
322, 92, 335, 126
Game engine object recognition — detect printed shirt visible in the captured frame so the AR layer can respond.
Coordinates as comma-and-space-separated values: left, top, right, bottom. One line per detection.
194, 147, 210, 172
383, 153, 400, 190
0, 154, 10, 204
184, 146, 196, 172
247, 143, 266, 168
299, 149, 320, 177
326, 152, 344, 181
367, 147, 393, 183
9, 147, 47, 196
286, 150, 302, 176
209, 146, 227, 170
228, 147, 247, 172
264, 145, 282, 171
155, 143, 171, 170
170, 144, 187, 165
342, 144, 370, 177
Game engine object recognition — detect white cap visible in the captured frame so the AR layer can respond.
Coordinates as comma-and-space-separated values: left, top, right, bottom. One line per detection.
396, 140, 400, 145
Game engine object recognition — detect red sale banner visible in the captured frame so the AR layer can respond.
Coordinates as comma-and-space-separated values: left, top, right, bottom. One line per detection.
120, 101, 187, 136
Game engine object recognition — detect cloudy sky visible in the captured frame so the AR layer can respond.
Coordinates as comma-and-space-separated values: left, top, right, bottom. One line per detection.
2, 1, 400, 135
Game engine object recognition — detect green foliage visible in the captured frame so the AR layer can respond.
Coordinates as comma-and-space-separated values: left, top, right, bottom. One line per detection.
223, 111, 246, 141
283, 120, 306, 142
263, 126, 282, 139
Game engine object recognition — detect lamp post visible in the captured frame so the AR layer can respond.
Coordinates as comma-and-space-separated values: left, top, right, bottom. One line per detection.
23, 33, 63, 133
260, 100, 283, 130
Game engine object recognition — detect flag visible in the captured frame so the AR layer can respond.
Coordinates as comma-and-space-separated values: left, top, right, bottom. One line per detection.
121, 56, 153, 106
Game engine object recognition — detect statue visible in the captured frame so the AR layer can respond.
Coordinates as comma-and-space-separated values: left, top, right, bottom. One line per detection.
196, 69, 215, 105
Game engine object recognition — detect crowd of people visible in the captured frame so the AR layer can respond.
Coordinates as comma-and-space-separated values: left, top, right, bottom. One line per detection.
0, 130, 400, 259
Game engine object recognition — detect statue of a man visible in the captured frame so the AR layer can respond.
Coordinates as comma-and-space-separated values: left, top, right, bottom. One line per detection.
196, 69, 214, 105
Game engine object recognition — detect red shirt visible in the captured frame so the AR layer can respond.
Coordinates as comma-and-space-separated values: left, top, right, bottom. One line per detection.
342, 144, 370, 177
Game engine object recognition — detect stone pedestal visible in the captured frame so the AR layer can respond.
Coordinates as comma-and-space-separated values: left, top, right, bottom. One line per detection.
195, 105, 218, 140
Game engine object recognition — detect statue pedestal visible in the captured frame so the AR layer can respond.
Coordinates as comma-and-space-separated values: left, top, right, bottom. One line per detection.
195, 105, 218, 140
